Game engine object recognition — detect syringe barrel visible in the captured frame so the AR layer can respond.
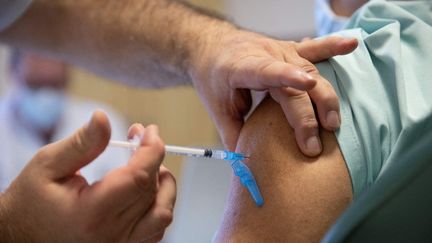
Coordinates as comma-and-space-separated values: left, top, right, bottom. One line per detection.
165, 145, 207, 158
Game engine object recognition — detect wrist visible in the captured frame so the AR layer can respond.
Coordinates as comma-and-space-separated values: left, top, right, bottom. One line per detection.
187, 18, 238, 86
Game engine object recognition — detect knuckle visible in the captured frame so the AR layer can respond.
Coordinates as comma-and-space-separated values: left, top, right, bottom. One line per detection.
256, 60, 273, 78
34, 145, 51, 161
127, 123, 144, 138
313, 83, 338, 104
300, 62, 318, 74
133, 170, 153, 193
156, 208, 174, 228
319, 91, 337, 104
151, 139, 165, 159
298, 115, 319, 131
216, 54, 244, 88
282, 87, 306, 97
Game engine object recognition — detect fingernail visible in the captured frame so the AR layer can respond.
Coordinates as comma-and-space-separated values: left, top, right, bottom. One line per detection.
306, 136, 322, 155
86, 113, 97, 131
326, 111, 340, 129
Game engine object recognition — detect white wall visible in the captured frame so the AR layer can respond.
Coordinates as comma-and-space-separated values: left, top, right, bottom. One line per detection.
225, 0, 316, 40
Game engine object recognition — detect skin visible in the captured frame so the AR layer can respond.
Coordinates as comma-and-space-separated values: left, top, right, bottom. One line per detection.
214, 97, 353, 242
0, 0, 360, 241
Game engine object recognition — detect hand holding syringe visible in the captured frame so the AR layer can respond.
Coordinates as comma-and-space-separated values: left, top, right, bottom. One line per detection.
109, 139, 263, 206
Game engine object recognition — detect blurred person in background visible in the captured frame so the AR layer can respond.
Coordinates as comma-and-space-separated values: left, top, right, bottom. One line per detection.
0, 50, 129, 191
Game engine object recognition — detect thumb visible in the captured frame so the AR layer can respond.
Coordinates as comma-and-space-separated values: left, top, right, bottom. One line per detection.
218, 116, 243, 152
217, 90, 251, 151
36, 110, 111, 180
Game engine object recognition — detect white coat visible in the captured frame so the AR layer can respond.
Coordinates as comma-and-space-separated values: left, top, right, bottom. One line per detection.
0, 94, 130, 191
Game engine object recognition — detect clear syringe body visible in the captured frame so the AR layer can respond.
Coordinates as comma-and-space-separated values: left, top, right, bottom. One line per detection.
165, 146, 245, 161
109, 140, 245, 161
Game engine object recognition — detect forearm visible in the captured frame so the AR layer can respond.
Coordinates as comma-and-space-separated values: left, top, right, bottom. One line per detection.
0, 0, 236, 87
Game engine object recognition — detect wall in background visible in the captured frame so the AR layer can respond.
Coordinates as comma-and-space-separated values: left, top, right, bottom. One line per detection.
225, 0, 316, 40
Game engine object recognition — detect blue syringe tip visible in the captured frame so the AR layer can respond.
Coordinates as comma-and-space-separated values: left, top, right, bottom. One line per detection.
224, 151, 246, 161
231, 160, 264, 207
245, 181, 264, 207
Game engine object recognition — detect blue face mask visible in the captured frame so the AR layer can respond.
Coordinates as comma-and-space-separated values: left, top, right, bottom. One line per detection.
314, 0, 350, 36
15, 87, 65, 131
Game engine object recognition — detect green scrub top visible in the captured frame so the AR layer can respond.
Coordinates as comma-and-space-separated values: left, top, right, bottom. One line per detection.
316, 1, 432, 198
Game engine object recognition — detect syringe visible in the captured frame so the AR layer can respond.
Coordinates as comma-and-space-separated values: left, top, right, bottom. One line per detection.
109, 139, 263, 207
109, 140, 246, 161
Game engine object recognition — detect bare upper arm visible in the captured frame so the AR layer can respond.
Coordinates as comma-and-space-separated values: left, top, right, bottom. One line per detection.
214, 97, 353, 242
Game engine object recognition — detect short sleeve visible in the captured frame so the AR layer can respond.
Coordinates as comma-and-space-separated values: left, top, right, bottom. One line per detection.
0, 0, 32, 31
318, 1, 432, 198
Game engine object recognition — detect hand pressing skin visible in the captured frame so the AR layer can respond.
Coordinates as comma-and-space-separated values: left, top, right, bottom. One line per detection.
0, 111, 176, 243
191, 30, 358, 155
0, 0, 357, 158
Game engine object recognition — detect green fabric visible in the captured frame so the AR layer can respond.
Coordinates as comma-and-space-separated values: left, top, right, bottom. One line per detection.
315, 1, 432, 198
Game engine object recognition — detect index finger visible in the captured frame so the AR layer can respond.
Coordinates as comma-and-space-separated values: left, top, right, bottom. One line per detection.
128, 167, 176, 242
84, 125, 165, 214
229, 58, 317, 91
295, 36, 358, 62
